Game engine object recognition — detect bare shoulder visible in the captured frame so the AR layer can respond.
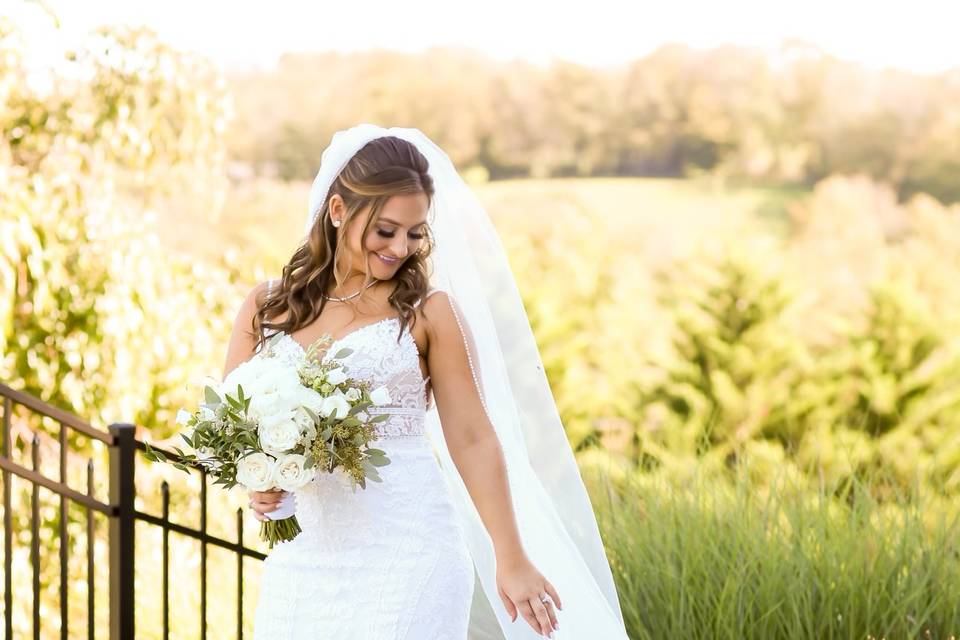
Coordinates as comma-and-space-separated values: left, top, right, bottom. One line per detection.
235, 279, 275, 329
419, 290, 456, 336
247, 279, 276, 309
419, 289, 475, 358
222, 279, 277, 379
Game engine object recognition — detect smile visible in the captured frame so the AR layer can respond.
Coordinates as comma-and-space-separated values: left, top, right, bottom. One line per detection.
375, 252, 402, 265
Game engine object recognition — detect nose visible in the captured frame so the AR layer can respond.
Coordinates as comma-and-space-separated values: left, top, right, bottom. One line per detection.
390, 235, 409, 258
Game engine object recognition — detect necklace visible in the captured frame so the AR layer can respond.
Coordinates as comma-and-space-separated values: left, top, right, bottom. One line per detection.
322, 280, 378, 302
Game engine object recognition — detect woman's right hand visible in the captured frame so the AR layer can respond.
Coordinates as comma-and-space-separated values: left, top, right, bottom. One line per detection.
248, 488, 286, 522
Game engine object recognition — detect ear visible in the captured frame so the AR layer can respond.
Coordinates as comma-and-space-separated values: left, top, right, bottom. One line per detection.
328, 194, 344, 223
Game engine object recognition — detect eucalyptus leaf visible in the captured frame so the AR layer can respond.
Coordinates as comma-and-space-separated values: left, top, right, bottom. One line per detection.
204, 385, 221, 406
143, 442, 167, 463
348, 402, 371, 416
334, 347, 353, 359
302, 406, 320, 423
362, 460, 383, 483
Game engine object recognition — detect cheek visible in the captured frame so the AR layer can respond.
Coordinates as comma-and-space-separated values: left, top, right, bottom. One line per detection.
361, 231, 388, 253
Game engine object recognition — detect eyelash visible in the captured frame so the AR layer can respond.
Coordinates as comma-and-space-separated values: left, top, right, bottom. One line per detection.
377, 229, 425, 240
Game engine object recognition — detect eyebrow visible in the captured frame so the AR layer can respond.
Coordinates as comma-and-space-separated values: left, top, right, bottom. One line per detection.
378, 217, 428, 228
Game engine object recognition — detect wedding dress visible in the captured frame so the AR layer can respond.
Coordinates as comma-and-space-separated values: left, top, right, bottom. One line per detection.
251, 301, 476, 639
248, 123, 629, 640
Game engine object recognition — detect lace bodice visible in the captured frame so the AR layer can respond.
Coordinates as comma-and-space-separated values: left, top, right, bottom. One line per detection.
255, 316, 432, 438
252, 299, 476, 640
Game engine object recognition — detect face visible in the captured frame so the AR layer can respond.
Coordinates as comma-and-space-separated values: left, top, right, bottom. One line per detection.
331, 192, 430, 280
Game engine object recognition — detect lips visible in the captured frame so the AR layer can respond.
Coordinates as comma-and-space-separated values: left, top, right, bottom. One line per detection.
375, 252, 401, 265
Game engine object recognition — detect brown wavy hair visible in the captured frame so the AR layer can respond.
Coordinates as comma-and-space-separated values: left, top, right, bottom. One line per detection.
251, 136, 435, 353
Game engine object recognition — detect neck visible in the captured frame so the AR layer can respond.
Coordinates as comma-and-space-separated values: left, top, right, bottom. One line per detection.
327, 274, 377, 298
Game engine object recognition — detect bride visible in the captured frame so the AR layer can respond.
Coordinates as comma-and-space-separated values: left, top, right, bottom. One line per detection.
222, 125, 628, 639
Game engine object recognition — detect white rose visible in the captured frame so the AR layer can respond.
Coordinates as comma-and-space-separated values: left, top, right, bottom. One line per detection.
246, 392, 281, 422
222, 358, 301, 400
297, 387, 325, 414
370, 386, 392, 406
326, 367, 348, 386
222, 361, 269, 397
344, 387, 361, 402
258, 412, 301, 453
320, 394, 351, 419
175, 408, 193, 425
220, 360, 254, 393
236, 452, 276, 491
198, 406, 216, 421
273, 453, 315, 491
292, 406, 314, 431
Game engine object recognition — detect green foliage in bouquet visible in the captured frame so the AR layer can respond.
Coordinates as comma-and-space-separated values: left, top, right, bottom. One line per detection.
295, 337, 392, 490
144, 333, 395, 548
143, 383, 259, 487
144, 382, 305, 547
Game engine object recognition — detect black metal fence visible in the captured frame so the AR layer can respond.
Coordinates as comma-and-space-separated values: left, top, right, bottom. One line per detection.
0, 381, 266, 639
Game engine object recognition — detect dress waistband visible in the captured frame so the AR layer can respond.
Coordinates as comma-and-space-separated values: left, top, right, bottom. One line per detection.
366, 406, 428, 438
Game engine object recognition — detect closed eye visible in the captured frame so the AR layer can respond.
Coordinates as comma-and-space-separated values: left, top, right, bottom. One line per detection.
377, 229, 425, 240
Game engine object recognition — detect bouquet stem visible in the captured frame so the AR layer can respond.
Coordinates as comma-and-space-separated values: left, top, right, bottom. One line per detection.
260, 515, 302, 549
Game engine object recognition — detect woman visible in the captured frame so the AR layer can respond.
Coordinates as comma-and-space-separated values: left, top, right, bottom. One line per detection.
224, 125, 627, 639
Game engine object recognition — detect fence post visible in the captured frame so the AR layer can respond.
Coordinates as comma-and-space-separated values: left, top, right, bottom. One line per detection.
108, 423, 136, 640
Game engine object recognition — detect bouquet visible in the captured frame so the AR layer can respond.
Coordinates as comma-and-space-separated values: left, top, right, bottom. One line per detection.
145, 333, 393, 548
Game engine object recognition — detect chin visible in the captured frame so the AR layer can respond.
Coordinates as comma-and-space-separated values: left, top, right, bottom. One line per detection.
369, 253, 405, 278
371, 268, 395, 281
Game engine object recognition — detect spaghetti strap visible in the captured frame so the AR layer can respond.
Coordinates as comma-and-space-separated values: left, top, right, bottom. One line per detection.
414, 288, 441, 308
265, 278, 280, 297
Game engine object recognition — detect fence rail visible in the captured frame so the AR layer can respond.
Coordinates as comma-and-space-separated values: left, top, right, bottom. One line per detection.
0, 381, 266, 639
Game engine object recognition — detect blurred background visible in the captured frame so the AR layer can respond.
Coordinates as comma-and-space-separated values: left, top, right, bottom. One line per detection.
3, 0, 960, 637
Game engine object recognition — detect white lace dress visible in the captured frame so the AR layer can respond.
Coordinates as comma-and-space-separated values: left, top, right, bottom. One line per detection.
251, 316, 475, 639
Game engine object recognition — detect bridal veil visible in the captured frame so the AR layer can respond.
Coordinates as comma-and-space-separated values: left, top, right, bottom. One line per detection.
304, 124, 628, 639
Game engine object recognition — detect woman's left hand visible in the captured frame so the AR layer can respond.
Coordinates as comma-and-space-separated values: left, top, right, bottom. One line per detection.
495, 553, 562, 638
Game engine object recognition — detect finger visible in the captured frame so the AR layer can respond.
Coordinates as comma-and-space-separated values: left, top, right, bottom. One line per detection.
251, 500, 278, 514
497, 584, 517, 621
545, 581, 562, 611
517, 601, 539, 635
542, 598, 558, 631
529, 596, 552, 636
252, 490, 284, 503
251, 489, 281, 499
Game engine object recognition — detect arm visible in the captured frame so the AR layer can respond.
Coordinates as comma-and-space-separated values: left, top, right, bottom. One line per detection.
223, 280, 287, 519
222, 280, 271, 380
421, 292, 561, 637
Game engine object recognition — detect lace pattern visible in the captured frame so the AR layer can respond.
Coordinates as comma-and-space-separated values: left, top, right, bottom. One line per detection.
250, 289, 475, 639
254, 316, 431, 438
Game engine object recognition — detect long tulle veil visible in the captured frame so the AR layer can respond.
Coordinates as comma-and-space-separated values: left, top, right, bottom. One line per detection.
304, 124, 628, 639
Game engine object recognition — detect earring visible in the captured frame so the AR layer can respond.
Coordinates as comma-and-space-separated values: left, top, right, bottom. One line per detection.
332, 219, 341, 228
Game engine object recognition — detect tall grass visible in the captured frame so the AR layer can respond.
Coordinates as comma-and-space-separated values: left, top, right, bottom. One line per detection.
583, 461, 960, 639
